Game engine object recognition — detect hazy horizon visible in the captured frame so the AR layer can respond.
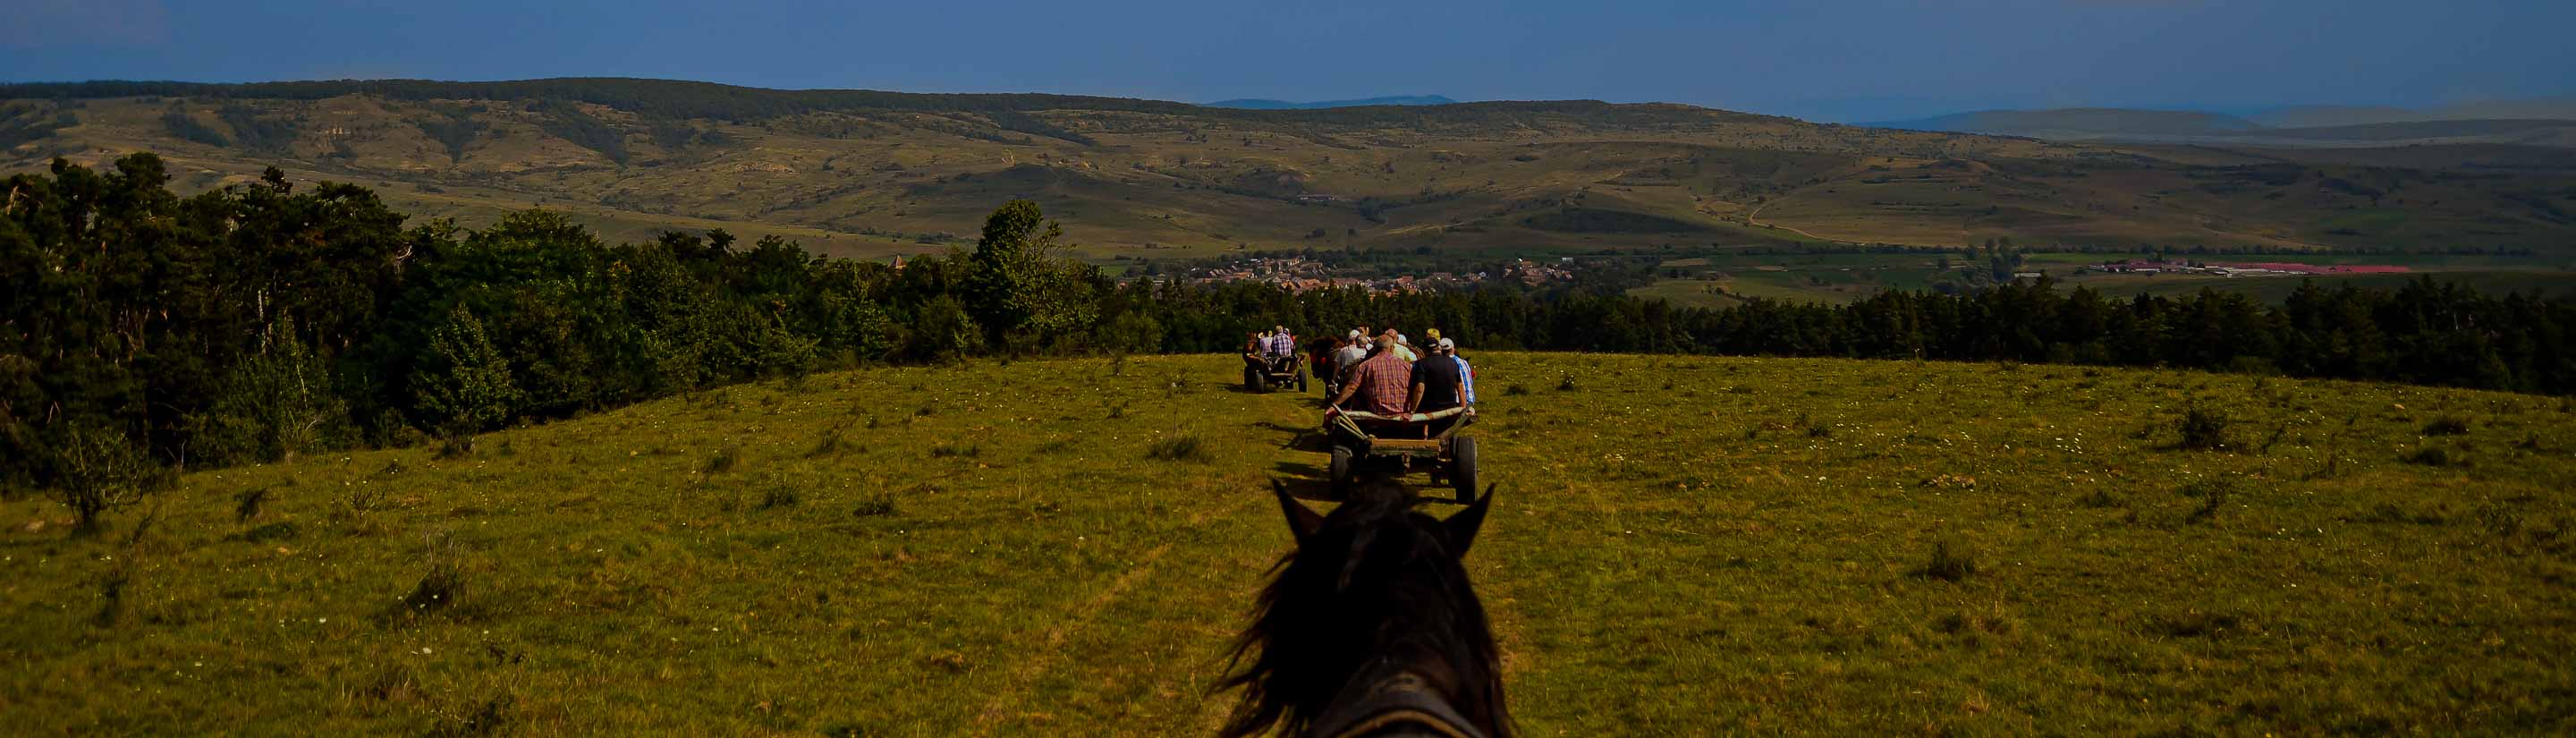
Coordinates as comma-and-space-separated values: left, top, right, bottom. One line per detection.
5, 0, 2572, 123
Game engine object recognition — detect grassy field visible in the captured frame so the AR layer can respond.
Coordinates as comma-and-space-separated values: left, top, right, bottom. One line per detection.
6, 354, 2573, 734
1632, 251, 2576, 308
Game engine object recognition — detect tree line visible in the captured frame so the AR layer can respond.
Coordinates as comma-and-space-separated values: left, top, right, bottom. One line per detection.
5, 154, 2571, 529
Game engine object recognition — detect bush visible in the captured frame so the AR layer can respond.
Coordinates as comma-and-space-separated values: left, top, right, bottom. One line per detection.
705, 445, 742, 474
1556, 375, 1578, 392
436, 435, 477, 460
1504, 384, 1530, 396
852, 496, 897, 517
758, 486, 800, 510
1924, 538, 1978, 581
94, 564, 132, 628
928, 443, 979, 459
47, 423, 168, 534
2403, 445, 2461, 467
185, 331, 352, 465
2181, 478, 2235, 524
235, 487, 271, 522
809, 428, 848, 458
1147, 432, 1212, 462
2175, 406, 2232, 451
402, 537, 467, 614
2422, 415, 2471, 437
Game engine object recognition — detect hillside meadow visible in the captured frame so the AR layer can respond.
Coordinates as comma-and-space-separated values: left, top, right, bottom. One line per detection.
4, 354, 2572, 734
9, 81, 2576, 259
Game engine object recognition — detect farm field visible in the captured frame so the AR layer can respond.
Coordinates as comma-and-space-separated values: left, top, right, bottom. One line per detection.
5, 354, 2572, 735
1633, 251, 2576, 308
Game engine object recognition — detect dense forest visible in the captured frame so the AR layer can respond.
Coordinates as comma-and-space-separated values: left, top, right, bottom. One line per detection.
5, 154, 2572, 528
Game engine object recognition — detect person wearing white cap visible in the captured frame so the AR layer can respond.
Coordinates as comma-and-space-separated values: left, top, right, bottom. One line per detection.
1334, 329, 1370, 390
1440, 337, 1475, 408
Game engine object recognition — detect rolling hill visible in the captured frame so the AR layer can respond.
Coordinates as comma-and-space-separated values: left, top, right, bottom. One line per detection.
1869, 108, 2264, 139
1877, 102, 2576, 149
1204, 95, 1459, 109
5, 79, 2575, 259
5, 353, 2571, 734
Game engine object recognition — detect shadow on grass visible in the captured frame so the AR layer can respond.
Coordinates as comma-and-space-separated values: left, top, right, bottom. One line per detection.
1252, 420, 1333, 452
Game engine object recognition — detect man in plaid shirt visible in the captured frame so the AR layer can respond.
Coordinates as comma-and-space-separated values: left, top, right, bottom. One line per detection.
1327, 335, 1412, 415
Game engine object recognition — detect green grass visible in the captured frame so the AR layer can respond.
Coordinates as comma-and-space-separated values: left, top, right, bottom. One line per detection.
1632, 250, 2576, 306
6, 355, 2573, 734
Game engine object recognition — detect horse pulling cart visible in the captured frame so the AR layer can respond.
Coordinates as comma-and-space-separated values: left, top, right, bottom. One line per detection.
1243, 352, 1309, 393
1323, 406, 1478, 502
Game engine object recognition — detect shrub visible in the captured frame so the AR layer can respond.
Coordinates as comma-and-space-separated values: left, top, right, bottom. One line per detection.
235, 487, 271, 522
1504, 384, 1530, 396
758, 487, 800, 510
94, 565, 131, 628
852, 495, 897, 517
402, 538, 467, 614
2422, 415, 2471, 437
1147, 432, 1213, 462
232, 521, 301, 542
809, 428, 847, 458
2150, 610, 2242, 638
48, 423, 169, 534
2175, 406, 2232, 451
1556, 375, 1578, 392
2403, 445, 2460, 467
436, 435, 477, 460
705, 445, 742, 474
2181, 478, 2235, 524
928, 443, 979, 459
1924, 538, 1978, 581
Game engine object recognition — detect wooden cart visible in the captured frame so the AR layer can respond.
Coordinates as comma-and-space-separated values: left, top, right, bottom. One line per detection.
1323, 406, 1478, 502
1243, 352, 1308, 393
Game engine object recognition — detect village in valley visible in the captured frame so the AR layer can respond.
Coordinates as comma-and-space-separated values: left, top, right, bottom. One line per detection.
1176, 255, 1580, 293
2072, 259, 2414, 278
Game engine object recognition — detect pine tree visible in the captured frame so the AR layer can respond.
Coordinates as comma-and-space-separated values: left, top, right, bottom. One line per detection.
412, 305, 521, 436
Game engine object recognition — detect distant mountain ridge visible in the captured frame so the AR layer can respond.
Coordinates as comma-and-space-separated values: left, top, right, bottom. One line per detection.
5, 76, 2572, 259
1868, 98, 2576, 148
1204, 95, 1459, 109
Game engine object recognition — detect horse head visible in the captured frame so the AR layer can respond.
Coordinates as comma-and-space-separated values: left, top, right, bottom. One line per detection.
1219, 480, 1510, 738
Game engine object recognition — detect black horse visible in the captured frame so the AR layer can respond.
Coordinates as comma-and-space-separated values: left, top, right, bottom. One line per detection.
1217, 481, 1512, 738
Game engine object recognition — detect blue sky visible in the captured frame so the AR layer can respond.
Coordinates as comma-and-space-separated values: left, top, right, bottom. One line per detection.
4, 0, 2570, 122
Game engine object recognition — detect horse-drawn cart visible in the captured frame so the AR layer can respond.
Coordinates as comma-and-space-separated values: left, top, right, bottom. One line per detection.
1323, 406, 1478, 502
1243, 352, 1308, 393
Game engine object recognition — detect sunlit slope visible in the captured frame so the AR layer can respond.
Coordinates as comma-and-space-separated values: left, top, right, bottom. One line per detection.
4, 354, 2571, 734
7, 82, 2573, 256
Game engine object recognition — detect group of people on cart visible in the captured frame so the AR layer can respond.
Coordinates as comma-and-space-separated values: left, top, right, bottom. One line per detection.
1320, 326, 1476, 432
1242, 323, 1479, 426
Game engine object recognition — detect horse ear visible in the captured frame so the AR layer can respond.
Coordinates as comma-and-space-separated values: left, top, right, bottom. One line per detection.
1444, 484, 1494, 558
1273, 479, 1324, 544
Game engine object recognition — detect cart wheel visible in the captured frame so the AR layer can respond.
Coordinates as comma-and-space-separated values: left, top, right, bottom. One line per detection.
1247, 367, 1267, 393
1328, 445, 1355, 496
1448, 437, 1479, 504
1296, 368, 1309, 393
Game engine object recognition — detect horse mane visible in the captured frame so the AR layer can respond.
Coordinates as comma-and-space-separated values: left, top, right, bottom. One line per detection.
1217, 487, 1511, 738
